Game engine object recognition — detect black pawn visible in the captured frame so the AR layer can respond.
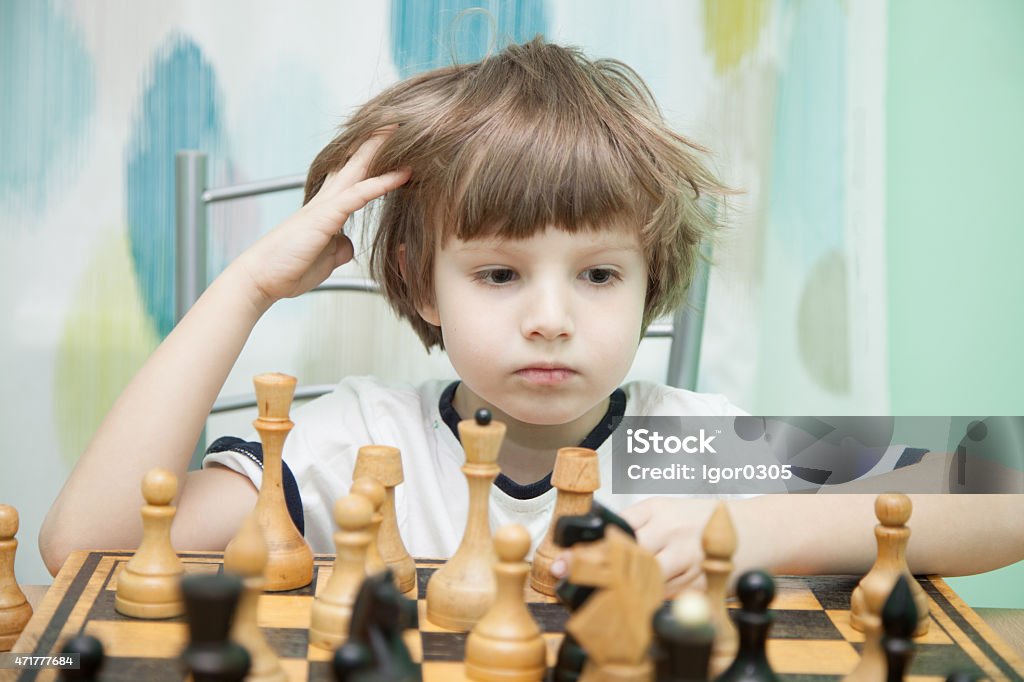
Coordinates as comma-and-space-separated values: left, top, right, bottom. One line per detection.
653, 596, 715, 682
59, 634, 104, 681
882, 575, 918, 682
716, 570, 778, 682
180, 573, 251, 682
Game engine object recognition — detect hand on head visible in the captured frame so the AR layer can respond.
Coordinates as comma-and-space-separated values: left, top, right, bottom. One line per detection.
233, 128, 411, 310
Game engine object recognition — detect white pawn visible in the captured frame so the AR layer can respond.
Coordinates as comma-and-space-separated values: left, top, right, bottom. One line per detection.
0, 505, 32, 651
224, 513, 286, 681
465, 524, 546, 682
850, 494, 929, 636
309, 494, 374, 650
115, 469, 185, 618
350, 478, 388, 578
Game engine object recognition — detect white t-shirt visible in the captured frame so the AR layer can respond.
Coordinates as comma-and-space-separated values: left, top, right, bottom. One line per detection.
203, 376, 746, 558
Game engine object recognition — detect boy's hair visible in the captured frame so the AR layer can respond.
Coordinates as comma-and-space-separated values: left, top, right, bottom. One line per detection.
305, 36, 727, 351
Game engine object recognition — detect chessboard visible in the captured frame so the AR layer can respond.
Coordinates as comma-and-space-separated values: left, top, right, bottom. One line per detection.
11, 550, 1024, 681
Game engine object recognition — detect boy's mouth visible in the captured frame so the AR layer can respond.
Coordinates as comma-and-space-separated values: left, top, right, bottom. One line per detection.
514, 366, 577, 385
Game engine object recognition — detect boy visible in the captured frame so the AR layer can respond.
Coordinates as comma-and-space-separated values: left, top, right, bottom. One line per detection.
40, 38, 1023, 596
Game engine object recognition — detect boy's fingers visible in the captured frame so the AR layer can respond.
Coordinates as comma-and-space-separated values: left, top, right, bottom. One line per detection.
618, 498, 655, 531
550, 550, 572, 579
333, 168, 411, 217
634, 524, 668, 555
308, 168, 411, 240
664, 569, 706, 599
655, 549, 705, 598
321, 127, 401, 195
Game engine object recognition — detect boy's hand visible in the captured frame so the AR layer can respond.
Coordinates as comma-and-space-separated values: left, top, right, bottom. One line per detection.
618, 497, 717, 596
232, 130, 411, 311
550, 497, 719, 598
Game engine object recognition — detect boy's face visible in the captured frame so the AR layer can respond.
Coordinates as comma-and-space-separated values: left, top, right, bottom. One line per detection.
419, 225, 647, 426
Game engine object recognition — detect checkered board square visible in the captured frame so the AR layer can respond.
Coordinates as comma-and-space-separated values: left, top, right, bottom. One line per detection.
10, 551, 1024, 681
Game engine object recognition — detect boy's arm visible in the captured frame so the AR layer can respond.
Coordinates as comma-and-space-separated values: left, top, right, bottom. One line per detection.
39, 266, 266, 575
40, 131, 411, 576
605, 457, 1024, 596
732, 492, 1024, 578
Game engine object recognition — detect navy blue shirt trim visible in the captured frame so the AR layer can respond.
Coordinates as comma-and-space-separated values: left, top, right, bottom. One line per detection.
437, 381, 627, 500
206, 436, 305, 536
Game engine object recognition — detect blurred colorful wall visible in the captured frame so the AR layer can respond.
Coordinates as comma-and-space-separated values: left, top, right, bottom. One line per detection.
1, 0, 1021, 607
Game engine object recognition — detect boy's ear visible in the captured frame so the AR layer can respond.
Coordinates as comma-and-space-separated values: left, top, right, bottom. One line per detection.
417, 300, 441, 327
399, 244, 441, 327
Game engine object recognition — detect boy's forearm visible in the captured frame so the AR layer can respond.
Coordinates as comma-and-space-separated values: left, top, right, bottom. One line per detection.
732, 493, 1024, 577
40, 265, 269, 570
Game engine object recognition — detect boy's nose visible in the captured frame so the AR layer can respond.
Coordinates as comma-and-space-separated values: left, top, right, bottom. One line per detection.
521, 282, 574, 340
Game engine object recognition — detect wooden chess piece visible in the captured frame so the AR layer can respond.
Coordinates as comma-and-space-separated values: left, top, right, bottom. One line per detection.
223, 513, 286, 681
717, 570, 779, 682
251, 373, 314, 591
349, 477, 388, 578
530, 447, 600, 596
0, 504, 32, 651
180, 573, 251, 682
844, 558, 892, 682
552, 502, 639, 682
564, 523, 662, 681
850, 494, 929, 636
353, 445, 417, 596
114, 469, 185, 618
882, 575, 918, 682
703, 502, 738, 677
310, 494, 374, 651
652, 591, 714, 682
426, 409, 504, 631
59, 633, 104, 681
333, 570, 420, 682
465, 524, 546, 682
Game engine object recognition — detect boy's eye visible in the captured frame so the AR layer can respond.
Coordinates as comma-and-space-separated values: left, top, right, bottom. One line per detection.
477, 268, 518, 285
582, 268, 619, 285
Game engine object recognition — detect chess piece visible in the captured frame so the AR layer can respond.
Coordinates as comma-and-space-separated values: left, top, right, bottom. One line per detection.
465, 524, 546, 682
556, 504, 663, 682
0, 504, 32, 651
350, 477, 388, 578
703, 502, 738, 677
552, 503, 636, 682
310, 494, 374, 651
426, 409, 504, 631
844, 557, 892, 682
652, 591, 714, 682
530, 447, 600, 596
333, 570, 421, 682
882, 575, 918, 682
353, 445, 417, 595
251, 373, 314, 591
850, 494, 929, 636
223, 513, 286, 681
114, 469, 185, 618
180, 573, 251, 682
716, 570, 778, 682
59, 634, 104, 681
